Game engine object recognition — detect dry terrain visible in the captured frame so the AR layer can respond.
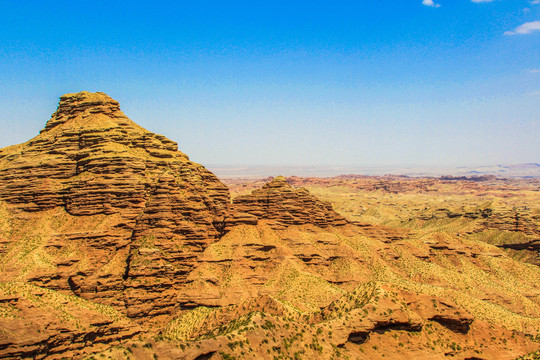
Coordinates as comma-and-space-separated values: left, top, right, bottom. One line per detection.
0, 92, 538, 360
225, 175, 540, 266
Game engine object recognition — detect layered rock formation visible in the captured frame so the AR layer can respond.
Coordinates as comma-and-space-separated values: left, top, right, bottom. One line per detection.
227, 175, 540, 266
0, 91, 230, 320
0, 92, 539, 359
232, 176, 348, 229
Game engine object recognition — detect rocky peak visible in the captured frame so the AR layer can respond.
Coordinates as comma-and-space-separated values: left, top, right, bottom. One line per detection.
232, 176, 348, 229
41, 91, 123, 133
0, 91, 231, 320
263, 175, 289, 188
59, 91, 120, 112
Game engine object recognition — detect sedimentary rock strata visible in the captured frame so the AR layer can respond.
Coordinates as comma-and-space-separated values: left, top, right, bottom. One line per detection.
0, 91, 230, 320
232, 176, 348, 229
0, 92, 539, 359
0, 283, 140, 360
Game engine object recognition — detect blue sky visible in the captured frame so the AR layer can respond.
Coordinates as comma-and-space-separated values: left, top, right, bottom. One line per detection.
0, 0, 538, 167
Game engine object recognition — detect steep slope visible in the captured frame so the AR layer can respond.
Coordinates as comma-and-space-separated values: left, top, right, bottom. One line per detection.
0, 91, 230, 321
156, 220, 540, 359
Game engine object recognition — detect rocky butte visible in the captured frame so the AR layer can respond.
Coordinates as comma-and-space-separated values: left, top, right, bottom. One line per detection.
0, 92, 538, 359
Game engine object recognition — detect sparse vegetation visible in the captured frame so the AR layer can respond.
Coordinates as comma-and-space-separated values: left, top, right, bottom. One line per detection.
1, 143, 539, 360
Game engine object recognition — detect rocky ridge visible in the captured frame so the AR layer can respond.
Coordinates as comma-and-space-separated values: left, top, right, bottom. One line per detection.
226, 175, 540, 265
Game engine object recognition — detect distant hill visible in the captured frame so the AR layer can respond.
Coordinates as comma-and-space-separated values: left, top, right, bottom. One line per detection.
209, 163, 540, 178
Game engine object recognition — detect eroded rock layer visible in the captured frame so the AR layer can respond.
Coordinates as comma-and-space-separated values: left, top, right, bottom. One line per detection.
0, 282, 140, 360
0, 92, 539, 359
232, 176, 348, 229
0, 91, 230, 320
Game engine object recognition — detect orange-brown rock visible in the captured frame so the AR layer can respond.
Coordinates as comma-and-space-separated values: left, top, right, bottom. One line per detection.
0, 283, 140, 360
0, 91, 230, 321
157, 281, 537, 360
226, 175, 540, 266
231, 176, 348, 230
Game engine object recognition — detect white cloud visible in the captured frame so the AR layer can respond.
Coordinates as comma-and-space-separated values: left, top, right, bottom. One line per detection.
504, 21, 540, 35
528, 69, 540, 73
531, 0, 540, 4
422, 0, 441, 8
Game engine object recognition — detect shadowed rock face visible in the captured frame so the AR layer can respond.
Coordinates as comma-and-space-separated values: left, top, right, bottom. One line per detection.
232, 176, 349, 229
0, 91, 231, 319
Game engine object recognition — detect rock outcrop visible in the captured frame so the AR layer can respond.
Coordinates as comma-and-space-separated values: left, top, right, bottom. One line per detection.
0, 91, 230, 320
231, 176, 348, 229
226, 175, 540, 266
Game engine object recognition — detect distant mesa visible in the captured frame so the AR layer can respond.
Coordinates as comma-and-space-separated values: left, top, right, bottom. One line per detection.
505, 163, 540, 169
